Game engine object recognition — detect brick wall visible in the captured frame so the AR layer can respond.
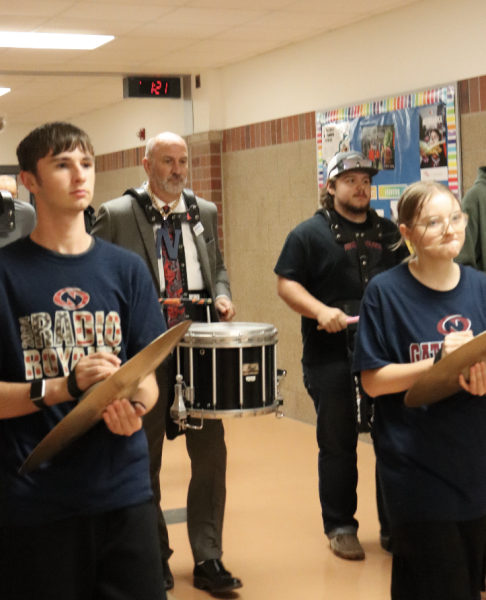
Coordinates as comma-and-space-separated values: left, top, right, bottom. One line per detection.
223, 112, 316, 152
186, 132, 223, 246
95, 145, 145, 173
459, 77, 486, 114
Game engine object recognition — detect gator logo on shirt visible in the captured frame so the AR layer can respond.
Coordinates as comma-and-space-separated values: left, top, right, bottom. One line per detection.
53, 288, 90, 311
437, 315, 471, 335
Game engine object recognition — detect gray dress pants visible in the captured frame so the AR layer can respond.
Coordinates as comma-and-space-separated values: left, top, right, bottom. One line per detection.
144, 356, 227, 563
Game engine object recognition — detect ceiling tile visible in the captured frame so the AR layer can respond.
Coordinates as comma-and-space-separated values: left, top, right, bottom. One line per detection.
0, 1, 75, 17
34, 18, 145, 36
59, 2, 178, 21
284, 0, 413, 12
187, 0, 295, 9
75, 0, 184, 4
186, 38, 277, 55
0, 16, 51, 30
246, 10, 347, 29
212, 24, 325, 42
126, 21, 233, 38
151, 7, 269, 27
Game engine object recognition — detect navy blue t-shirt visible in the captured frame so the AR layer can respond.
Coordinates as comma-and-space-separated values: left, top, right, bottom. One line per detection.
353, 263, 486, 524
0, 237, 166, 526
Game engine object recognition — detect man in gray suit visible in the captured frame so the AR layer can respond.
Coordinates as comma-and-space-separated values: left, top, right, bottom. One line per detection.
0, 175, 36, 247
92, 132, 241, 595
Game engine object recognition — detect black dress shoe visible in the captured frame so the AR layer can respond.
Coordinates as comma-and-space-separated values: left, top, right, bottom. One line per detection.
193, 559, 243, 593
162, 558, 174, 591
380, 535, 393, 554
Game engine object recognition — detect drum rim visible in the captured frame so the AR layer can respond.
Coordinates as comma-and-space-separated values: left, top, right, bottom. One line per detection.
179, 322, 278, 347
187, 402, 280, 419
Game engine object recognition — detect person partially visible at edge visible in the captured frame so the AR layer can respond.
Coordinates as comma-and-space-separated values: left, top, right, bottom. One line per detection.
0, 174, 36, 246
0, 122, 167, 600
354, 181, 486, 600
275, 150, 408, 561
456, 166, 486, 270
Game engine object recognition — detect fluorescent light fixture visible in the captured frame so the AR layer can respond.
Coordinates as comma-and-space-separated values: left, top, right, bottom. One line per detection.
0, 32, 114, 50
0, 88, 10, 97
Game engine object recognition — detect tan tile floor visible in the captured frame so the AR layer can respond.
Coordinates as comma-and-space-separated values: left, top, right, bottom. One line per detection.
162, 415, 392, 600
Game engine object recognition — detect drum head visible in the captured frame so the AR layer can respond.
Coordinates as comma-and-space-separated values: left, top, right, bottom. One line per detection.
180, 322, 278, 348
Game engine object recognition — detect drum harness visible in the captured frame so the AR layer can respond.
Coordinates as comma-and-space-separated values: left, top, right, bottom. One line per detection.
320, 208, 384, 433
124, 187, 211, 322
125, 187, 286, 432
125, 186, 215, 431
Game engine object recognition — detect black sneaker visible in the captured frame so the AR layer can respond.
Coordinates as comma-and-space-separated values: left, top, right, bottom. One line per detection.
380, 535, 393, 554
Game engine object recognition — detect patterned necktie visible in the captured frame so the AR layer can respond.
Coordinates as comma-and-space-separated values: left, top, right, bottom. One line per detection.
161, 208, 185, 328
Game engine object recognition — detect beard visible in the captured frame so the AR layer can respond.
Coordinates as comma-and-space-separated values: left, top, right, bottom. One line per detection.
340, 198, 370, 214
151, 171, 187, 196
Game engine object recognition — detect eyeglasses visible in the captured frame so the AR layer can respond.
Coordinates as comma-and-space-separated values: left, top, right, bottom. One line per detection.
415, 212, 469, 234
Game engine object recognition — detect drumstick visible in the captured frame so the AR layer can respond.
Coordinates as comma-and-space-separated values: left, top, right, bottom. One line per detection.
317, 315, 359, 330
159, 298, 213, 306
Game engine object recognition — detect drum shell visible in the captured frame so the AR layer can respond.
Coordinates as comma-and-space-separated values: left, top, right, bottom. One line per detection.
177, 322, 278, 414
180, 344, 276, 410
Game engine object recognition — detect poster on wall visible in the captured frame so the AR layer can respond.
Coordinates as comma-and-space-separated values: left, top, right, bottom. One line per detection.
316, 85, 459, 220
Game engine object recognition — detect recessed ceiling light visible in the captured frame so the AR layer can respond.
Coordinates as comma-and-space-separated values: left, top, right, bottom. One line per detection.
0, 88, 10, 97
0, 32, 114, 50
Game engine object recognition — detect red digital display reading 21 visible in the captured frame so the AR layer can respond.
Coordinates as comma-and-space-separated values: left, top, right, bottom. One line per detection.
148, 80, 169, 96
124, 76, 181, 99
138, 78, 177, 97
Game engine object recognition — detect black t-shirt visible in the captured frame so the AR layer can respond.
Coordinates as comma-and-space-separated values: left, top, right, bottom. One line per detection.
274, 209, 407, 364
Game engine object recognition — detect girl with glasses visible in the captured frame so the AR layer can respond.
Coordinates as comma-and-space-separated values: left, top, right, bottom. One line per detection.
353, 180, 486, 600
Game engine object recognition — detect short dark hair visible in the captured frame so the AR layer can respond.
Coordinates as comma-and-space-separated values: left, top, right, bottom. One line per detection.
17, 122, 94, 176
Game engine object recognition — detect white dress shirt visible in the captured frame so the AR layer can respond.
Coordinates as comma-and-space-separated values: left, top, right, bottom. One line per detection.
149, 189, 205, 295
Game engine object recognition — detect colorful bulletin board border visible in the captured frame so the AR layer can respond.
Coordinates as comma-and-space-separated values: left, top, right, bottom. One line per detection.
316, 85, 458, 197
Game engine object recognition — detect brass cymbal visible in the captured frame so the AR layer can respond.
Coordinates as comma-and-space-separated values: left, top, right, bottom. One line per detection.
20, 320, 192, 474
405, 330, 486, 407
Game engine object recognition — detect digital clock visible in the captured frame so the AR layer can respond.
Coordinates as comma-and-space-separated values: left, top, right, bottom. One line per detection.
123, 76, 181, 99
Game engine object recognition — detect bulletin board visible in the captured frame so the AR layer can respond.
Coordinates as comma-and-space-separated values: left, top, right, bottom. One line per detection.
316, 85, 460, 220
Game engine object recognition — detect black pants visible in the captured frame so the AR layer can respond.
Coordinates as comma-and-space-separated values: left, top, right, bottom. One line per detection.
303, 360, 390, 537
0, 502, 166, 600
391, 516, 486, 600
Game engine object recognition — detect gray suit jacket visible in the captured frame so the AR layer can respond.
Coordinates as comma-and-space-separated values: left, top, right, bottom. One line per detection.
92, 192, 231, 312
0, 199, 36, 248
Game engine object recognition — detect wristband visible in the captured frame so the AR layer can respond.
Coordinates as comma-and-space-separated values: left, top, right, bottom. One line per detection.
30, 379, 48, 410
67, 368, 84, 399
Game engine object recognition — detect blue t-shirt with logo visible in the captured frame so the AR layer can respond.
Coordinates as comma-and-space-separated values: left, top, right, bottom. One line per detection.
0, 237, 166, 526
353, 263, 486, 524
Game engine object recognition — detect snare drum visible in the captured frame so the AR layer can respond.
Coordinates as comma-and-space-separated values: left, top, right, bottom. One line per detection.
176, 322, 279, 418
